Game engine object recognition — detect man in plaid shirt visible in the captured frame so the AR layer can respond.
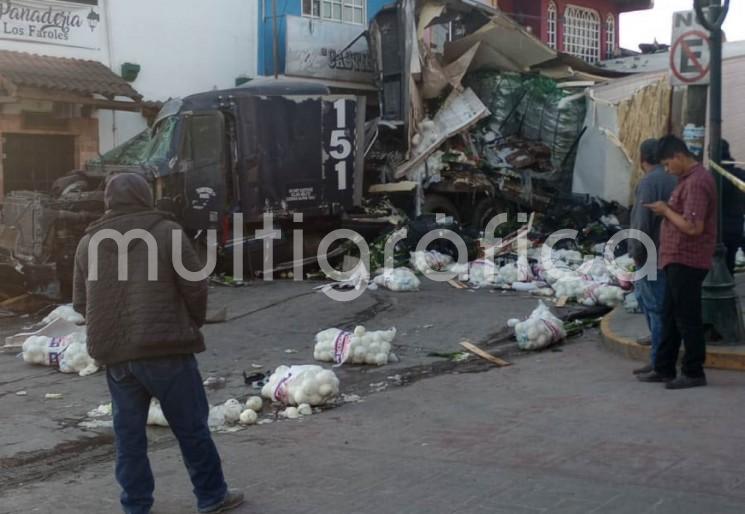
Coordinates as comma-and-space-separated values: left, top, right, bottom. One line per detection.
638, 135, 717, 390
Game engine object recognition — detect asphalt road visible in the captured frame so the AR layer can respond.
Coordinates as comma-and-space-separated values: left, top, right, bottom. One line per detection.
2, 280, 745, 513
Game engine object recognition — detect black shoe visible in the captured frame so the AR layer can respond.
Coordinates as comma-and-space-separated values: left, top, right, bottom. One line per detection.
666, 375, 707, 390
633, 364, 654, 375
637, 371, 674, 383
636, 335, 652, 346
198, 490, 245, 513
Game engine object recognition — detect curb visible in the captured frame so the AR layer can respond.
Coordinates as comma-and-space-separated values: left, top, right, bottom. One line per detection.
600, 307, 745, 372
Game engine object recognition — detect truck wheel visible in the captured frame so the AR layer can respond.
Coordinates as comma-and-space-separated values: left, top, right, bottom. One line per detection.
422, 194, 460, 222
471, 197, 514, 230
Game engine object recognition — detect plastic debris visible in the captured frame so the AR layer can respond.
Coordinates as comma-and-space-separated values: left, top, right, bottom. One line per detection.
45, 393, 63, 400
262, 365, 340, 406
314, 326, 396, 366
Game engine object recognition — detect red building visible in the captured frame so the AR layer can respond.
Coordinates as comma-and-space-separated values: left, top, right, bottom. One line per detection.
498, 0, 653, 63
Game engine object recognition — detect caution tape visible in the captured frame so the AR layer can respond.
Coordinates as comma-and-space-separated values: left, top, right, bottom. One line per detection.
710, 161, 745, 194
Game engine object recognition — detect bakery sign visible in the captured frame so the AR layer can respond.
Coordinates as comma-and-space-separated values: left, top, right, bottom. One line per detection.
0, 0, 101, 49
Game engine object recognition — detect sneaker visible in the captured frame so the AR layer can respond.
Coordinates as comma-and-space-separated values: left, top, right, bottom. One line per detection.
198, 490, 245, 514
633, 364, 654, 375
666, 375, 707, 390
636, 335, 652, 346
637, 371, 674, 383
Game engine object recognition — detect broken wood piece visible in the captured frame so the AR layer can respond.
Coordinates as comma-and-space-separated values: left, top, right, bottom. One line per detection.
556, 296, 569, 307
448, 279, 468, 289
459, 341, 511, 367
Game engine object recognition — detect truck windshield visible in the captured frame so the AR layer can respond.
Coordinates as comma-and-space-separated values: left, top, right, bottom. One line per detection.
145, 116, 178, 165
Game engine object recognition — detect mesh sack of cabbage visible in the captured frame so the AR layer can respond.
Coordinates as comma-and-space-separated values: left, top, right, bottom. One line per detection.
22, 332, 99, 376
578, 283, 625, 307
513, 301, 567, 351
42, 305, 85, 325
410, 250, 453, 275
372, 267, 421, 291
314, 326, 396, 366
262, 365, 340, 406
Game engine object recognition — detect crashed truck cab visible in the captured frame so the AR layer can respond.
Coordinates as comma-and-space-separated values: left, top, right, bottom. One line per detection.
148, 78, 367, 241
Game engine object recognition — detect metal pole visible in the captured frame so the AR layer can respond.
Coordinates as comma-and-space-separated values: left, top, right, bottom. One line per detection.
271, 0, 279, 79
695, 0, 745, 345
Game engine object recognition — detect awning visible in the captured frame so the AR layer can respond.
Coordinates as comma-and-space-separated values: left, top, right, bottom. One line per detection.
0, 50, 142, 111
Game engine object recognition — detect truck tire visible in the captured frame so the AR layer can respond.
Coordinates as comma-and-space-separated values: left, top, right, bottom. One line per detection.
422, 194, 460, 222
471, 197, 515, 230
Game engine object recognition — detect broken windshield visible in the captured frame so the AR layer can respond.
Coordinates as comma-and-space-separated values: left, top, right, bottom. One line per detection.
145, 116, 178, 166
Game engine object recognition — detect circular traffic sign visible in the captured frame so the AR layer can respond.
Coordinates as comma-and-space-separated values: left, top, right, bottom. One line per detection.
670, 29, 711, 83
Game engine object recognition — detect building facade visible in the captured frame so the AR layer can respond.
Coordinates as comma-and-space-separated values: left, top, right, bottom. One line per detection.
499, 0, 652, 63
0, 0, 259, 196
257, 0, 389, 85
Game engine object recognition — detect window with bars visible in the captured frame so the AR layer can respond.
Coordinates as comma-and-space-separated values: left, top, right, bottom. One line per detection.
606, 15, 616, 59
303, 0, 365, 24
562, 5, 601, 63
546, 1, 557, 49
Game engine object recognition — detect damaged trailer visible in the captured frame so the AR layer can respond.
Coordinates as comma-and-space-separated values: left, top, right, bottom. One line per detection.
364, 0, 628, 228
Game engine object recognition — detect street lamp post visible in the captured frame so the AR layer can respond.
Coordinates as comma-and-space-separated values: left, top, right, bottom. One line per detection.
694, 0, 745, 345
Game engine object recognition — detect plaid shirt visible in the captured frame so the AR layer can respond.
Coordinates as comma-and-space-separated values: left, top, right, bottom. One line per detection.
660, 163, 718, 270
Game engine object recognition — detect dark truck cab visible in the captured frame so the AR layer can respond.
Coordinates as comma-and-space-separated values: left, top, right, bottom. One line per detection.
148, 79, 366, 234
0, 78, 367, 296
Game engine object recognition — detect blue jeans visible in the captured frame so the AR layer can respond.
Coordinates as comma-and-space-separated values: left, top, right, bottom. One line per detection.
635, 272, 667, 366
107, 355, 228, 514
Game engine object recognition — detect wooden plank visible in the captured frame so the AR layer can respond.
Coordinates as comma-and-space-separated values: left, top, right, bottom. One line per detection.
460, 340, 511, 367
448, 279, 468, 289
556, 296, 569, 307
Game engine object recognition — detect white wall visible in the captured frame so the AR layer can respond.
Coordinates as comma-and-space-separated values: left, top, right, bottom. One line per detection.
103, 0, 259, 148
0, 0, 259, 151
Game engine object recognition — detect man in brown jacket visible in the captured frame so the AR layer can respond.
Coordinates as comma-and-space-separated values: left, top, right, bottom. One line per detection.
73, 173, 243, 514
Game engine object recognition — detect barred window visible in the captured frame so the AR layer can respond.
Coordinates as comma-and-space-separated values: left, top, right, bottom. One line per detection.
547, 1, 557, 50
606, 15, 616, 59
303, 0, 364, 24
563, 5, 601, 63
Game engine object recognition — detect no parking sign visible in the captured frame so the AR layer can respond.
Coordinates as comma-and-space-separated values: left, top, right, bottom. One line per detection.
670, 10, 711, 86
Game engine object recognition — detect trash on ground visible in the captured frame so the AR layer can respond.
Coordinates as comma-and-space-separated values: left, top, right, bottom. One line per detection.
262, 365, 340, 406
459, 341, 511, 367
44, 393, 63, 400
314, 326, 396, 366
42, 305, 84, 325
372, 267, 421, 292
410, 250, 454, 275
147, 399, 169, 427
514, 301, 567, 351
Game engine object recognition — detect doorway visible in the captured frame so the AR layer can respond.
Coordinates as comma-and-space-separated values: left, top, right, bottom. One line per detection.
2, 134, 76, 194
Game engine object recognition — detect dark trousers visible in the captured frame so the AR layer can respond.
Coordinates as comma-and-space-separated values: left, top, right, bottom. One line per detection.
724, 232, 743, 275
107, 355, 227, 514
655, 264, 709, 379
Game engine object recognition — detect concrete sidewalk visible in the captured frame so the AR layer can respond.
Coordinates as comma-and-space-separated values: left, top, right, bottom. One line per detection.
601, 274, 745, 370
4, 340, 745, 514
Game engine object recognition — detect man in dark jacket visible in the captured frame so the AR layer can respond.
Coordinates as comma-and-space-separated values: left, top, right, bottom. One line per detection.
721, 140, 745, 274
628, 139, 677, 375
73, 173, 243, 514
